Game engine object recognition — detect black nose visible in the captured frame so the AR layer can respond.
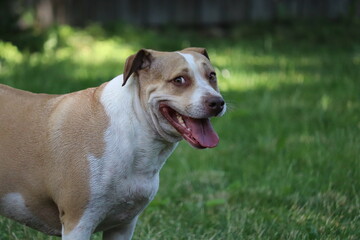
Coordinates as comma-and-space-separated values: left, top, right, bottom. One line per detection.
205, 96, 225, 116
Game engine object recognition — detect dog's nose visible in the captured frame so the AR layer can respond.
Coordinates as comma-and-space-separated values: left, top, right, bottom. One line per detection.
205, 96, 225, 116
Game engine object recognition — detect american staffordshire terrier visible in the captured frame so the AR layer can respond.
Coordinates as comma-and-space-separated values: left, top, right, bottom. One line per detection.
0, 48, 226, 240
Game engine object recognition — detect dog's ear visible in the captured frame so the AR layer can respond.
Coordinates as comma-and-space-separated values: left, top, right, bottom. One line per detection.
182, 47, 210, 60
123, 49, 152, 86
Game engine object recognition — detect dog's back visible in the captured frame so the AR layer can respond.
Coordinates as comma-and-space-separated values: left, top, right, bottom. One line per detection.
0, 84, 57, 169
0, 84, 63, 235
0, 84, 57, 165
0, 83, 111, 236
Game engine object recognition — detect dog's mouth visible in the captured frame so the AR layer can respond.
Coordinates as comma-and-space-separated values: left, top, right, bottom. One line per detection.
159, 104, 219, 149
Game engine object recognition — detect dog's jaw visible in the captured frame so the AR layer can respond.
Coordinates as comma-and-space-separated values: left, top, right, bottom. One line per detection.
158, 103, 219, 148
147, 97, 184, 143
145, 93, 222, 148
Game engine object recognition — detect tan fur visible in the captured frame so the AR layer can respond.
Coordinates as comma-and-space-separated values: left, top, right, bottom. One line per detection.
0, 83, 108, 235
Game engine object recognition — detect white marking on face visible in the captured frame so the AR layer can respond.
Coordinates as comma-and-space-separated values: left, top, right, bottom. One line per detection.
177, 52, 225, 117
177, 52, 220, 99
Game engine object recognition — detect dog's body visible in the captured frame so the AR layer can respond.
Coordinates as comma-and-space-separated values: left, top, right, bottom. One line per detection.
0, 48, 225, 240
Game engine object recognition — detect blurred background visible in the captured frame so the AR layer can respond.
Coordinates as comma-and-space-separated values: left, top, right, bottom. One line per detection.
2, 0, 360, 28
0, 0, 360, 239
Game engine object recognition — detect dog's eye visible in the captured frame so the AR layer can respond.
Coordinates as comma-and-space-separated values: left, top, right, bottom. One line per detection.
209, 72, 217, 82
172, 76, 186, 86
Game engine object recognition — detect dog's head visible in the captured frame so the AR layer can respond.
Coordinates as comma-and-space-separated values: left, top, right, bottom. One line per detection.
123, 48, 226, 149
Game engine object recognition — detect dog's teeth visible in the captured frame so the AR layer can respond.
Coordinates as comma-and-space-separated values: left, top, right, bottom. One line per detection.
176, 114, 182, 123
179, 117, 185, 127
176, 114, 186, 127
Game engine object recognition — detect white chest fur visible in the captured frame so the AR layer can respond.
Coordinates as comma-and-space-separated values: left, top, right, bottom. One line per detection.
81, 75, 177, 232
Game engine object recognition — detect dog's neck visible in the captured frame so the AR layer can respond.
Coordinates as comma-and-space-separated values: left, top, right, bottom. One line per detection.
100, 75, 177, 176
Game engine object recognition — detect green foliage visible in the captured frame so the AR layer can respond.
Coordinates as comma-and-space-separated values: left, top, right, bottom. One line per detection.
0, 23, 359, 239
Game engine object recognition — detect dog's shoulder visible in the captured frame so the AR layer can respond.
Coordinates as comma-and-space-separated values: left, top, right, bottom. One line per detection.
0, 84, 57, 99
0, 84, 26, 96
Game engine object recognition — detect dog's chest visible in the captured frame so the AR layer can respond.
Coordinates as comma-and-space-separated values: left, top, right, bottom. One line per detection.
87, 149, 161, 227
88, 86, 177, 229
94, 173, 159, 230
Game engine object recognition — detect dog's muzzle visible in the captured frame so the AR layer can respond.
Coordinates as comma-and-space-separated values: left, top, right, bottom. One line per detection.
204, 96, 225, 117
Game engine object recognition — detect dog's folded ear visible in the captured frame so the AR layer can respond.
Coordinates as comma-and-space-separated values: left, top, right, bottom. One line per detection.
123, 49, 152, 86
182, 47, 210, 60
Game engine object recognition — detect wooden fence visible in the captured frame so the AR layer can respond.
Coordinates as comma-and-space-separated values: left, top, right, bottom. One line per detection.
33, 0, 360, 27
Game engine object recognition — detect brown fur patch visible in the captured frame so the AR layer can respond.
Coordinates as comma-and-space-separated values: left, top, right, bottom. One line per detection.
0, 83, 109, 234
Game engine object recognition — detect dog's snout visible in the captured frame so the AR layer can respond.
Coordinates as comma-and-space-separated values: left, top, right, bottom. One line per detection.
205, 96, 225, 116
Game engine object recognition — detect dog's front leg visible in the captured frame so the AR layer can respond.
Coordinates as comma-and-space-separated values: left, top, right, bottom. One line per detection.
103, 217, 138, 240
62, 230, 92, 240
61, 221, 94, 240
62, 227, 93, 240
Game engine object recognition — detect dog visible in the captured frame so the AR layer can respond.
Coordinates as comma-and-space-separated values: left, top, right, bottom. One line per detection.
0, 48, 226, 240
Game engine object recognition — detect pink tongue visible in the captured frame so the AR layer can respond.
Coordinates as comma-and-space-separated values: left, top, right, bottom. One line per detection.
184, 118, 219, 148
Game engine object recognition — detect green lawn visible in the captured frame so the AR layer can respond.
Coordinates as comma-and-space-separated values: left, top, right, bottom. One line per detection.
0, 23, 359, 239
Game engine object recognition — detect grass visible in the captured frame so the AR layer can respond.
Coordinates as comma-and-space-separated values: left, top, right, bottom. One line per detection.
0, 22, 360, 239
